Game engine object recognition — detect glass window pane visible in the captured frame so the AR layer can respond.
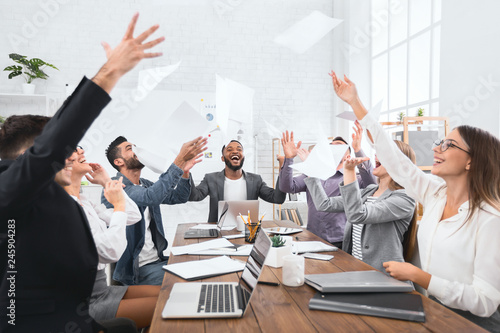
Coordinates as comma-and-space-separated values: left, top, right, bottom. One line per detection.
389, 0, 408, 47
431, 26, 440, 99
409, 0, 431, 36
408, 31, 430, 105
389, 43, 407, 109
372, 54, 388, 112
372, 0, 389, 56
430, 102, 439, 117
433, 0, 442, 23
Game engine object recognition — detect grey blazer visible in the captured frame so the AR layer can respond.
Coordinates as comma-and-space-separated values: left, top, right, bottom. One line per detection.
189, 170, 286, 222
304, 178, 415, 273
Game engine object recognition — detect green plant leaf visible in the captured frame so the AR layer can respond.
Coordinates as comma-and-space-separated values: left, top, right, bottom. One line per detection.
8, 71, 22, 79
3, 65, 22, 71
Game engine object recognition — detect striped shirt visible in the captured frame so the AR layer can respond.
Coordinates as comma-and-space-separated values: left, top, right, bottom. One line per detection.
351, 196, 377, 260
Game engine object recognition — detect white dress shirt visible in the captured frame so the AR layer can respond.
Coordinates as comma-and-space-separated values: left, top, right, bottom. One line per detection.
72, 192, 141, 271
360, 114, 500, 317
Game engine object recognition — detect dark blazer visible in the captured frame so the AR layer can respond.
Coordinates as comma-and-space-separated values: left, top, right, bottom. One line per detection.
189, 170, 286, 222
0, 78, 110, 332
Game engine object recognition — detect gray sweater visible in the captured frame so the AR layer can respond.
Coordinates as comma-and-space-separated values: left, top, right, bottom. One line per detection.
304, 178, 415, 273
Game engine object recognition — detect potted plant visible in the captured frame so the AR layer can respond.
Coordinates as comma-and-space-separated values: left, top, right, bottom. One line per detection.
265, 235, 292, 268
416, 108, 424, 129
398, 111, 405, 124
3, 53, 58, 95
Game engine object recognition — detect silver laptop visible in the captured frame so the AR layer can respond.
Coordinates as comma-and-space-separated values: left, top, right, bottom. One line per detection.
184, 202, 229, 239
162, 231, 272, 319
218, 200, 260, 229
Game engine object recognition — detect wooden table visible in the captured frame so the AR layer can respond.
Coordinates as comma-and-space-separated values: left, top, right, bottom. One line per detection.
150, 220, 486, 332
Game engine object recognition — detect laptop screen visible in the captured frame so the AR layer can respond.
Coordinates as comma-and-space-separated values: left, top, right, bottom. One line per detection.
238, 230, 271, 313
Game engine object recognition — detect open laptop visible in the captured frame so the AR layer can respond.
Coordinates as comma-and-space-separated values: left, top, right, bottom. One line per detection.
184, 202, 229, 239
218, 200, 260, 229
162, 230, 272, 319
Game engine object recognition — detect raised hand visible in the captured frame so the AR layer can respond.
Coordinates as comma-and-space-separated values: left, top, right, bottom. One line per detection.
183, 153, 204, 173
296, 147, 310, 162
328, 70, 359, 105
85, 163, 112, 187
281, 131, 302, 159
343, 156, 370, 171
92, 13, 165, 93
103, 177, 126, 211
174, 137, 208, 169
351, 120, 363, 153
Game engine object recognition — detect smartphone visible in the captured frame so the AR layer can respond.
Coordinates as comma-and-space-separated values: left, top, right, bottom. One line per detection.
302, 252, 334, 261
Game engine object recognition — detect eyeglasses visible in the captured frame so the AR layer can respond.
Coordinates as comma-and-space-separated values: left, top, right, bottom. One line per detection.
74, 145, 84, 152
433, 139, 470, 154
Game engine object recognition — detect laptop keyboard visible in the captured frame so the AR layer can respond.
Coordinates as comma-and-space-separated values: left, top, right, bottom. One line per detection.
197, 284, 235, 313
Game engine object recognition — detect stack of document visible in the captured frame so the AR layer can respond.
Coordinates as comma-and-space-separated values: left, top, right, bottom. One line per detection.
292, 241, 338, 253
306, 271, 425, 322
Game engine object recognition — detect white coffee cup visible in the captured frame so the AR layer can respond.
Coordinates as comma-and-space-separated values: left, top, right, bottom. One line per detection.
282, 254, 305, 287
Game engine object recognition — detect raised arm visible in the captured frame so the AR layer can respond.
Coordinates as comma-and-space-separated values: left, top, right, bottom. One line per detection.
329, 71, 442, 204
303, 177, 345, 212
258, 177, 286, 204
189, 175, 210, 201
0, 14, 164, 212
278, 131, 307, 193
351, 121, 377, 187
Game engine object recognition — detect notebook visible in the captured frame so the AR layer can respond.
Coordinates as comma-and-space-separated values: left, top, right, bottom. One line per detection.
162, 230, 271, 319
309, 292, 426, 322
184, 202, 229, 239
305, 270, 414, 293
218, 200, 260, 229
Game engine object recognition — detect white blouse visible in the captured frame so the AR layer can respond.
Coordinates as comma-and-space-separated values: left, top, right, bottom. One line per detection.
72, 192, 141, 271
360, 114, 500, 317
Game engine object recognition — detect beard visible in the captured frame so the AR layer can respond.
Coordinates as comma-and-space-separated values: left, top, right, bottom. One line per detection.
224, 156, 244, 171
124, 156, 144, 170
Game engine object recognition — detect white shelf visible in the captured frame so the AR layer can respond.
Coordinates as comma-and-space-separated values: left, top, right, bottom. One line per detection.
0, 93, 57, 116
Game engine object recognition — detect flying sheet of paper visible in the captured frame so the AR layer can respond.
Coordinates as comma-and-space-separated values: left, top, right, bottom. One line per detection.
170, 238, 235, 256
132, 145, 168, 174
160, 101, 211, 154
216, 75, 254, 141
290, 140, 349, 180
264, 120, 284, 139
274, 11, 342, 54
336, 111, 357, 121
134, 61, 181, 102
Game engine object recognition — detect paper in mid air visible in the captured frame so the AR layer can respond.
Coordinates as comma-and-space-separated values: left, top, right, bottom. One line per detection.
290, 139, 349, 180
335, 100, 383, 122
134, 61, 182, 102
274, 11, 342, 54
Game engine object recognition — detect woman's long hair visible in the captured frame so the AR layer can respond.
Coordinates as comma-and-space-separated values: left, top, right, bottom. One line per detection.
457, 125, 500, 221
390, 140, 418, 262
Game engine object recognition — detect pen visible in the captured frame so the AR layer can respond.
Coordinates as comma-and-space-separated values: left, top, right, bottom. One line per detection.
239, 213, 248, 225
258, 281, 280, 286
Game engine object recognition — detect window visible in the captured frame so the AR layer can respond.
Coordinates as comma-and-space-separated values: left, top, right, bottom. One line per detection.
371, 0, 441, 121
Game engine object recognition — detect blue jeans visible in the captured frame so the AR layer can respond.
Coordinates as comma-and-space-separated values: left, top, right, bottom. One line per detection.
138, 259, 169, 285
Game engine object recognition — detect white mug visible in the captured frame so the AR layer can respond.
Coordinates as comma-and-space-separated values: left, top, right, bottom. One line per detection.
282, 254, 305, 287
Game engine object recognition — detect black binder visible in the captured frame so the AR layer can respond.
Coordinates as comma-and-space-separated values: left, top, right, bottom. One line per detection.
309, 292, 425, 322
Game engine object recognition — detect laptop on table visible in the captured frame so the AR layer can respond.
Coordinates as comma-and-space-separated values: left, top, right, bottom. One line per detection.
184, 202, 229, 239
162, 230, 272, 319
218, 200, 260, 229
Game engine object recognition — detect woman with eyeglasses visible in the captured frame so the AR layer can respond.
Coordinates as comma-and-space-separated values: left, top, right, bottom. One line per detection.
63, 146, 160, 330
329, 71, 500, 331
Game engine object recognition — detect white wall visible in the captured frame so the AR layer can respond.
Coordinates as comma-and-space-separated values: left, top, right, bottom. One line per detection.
0, 0, 341, 249
439, 0, 500, 136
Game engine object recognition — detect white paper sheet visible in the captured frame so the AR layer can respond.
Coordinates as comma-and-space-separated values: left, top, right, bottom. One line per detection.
370, 99, 383, 121
162, 256, 246, 280
336, 111, 357, 121
190, 244, 253, 256
132, 145, 168, 174
274, 11, 342, 54
264, 120, 284, 139
134, 61, 181, 102
170, 238, 235, 256
292, 241, 338, 253
189, 224, 219, 230
161, 101, 211, 154
290, 139, 348, 180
